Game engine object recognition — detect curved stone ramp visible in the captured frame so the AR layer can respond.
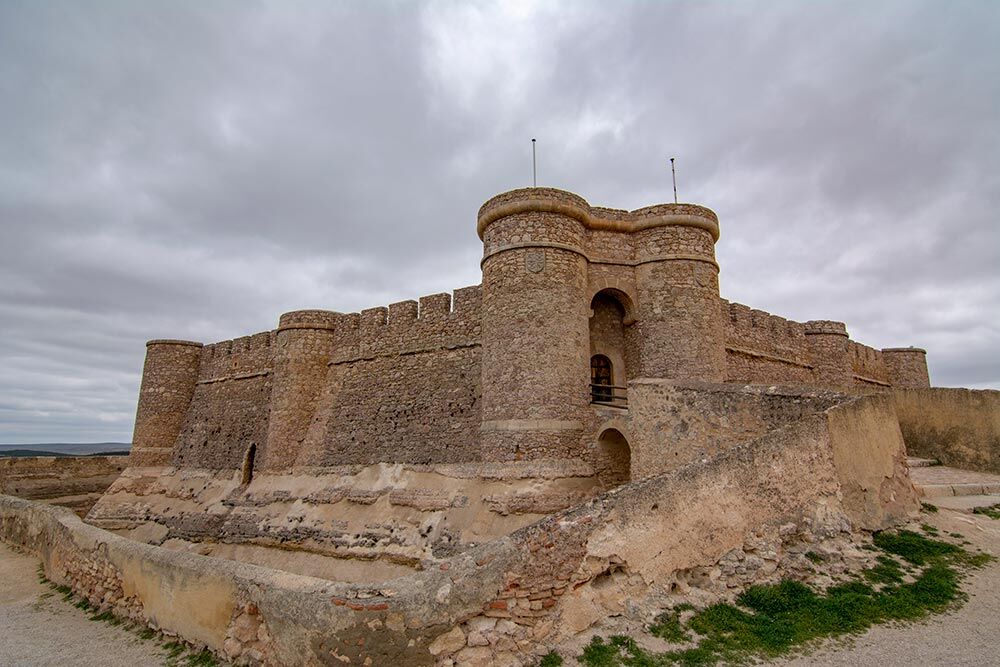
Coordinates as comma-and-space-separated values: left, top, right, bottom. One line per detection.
0, 393, 917, 666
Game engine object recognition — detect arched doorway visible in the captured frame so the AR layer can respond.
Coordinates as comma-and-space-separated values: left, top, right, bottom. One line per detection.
596, 428, 631, 488
589, 290, 634, 405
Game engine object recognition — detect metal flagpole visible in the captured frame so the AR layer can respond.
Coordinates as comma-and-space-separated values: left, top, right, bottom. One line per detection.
670, 157, 678, 204
532, 139, 537, 187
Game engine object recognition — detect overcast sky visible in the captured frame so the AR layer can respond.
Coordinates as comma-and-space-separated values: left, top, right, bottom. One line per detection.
1, 0, 997, 444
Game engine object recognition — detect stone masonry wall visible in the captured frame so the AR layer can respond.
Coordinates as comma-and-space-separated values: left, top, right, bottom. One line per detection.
2, 392, 917, 667
723, 300, 901, 390
130, 340, 202, 467
883, 348, 931, 388
298, 286, 483, 466
0, 455, 127, 516
172, 332, 275, 470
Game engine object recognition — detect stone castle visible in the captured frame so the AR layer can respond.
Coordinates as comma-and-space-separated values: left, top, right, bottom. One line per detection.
11, 186, 967, 666
127, 187, 929, 482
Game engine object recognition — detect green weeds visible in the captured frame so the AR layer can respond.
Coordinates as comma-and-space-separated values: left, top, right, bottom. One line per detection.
579, 530, 991, 666
972, 503, 1000, 520
920, 502, 939, 514
539, 651, 564, 667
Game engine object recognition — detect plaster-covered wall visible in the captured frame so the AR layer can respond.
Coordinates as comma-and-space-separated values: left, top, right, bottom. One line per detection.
624, 381, 845, 479
894, 388, 1000, 474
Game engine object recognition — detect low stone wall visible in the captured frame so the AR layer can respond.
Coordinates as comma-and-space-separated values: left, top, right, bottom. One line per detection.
0, 456, 127, 516
1, 393, 917, 666
894, 388, 1000, 474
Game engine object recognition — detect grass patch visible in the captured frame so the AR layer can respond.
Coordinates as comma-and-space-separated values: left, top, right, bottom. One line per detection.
162, 641, 187, 662
920, 523, 940, 536
578, 530, 990, 666
649, 607, 692, 644
89, 610, 123, 626
540, 651, 564, 667
921, 502, 939, 514
182, 649, 220, 666
805, 551, 824, 564
972, 504, 1000, 520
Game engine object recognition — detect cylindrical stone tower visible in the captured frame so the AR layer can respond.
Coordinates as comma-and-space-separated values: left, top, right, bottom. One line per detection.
805, 320, 852, 389
130, 339, 203, 467
261, 309, 339, 470
477, 188, 591, 461
632, 204, 725, 381
882, 347, 930, 388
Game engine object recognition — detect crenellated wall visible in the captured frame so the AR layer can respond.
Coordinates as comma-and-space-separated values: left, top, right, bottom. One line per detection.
722, 300, 814, 384
298, 286, 483, 466
722, 300, 914, 391
124, 187, 930, 476
173, 332, 275, 470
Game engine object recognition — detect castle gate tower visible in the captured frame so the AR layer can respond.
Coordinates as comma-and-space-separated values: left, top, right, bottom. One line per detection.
130, 339, 202, 467
631, 204, 725, 381
477, 188, 726, 462
478, 189, 592, 461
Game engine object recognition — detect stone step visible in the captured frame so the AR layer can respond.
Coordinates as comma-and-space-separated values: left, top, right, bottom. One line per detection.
918, 483, 1000, 498
906, 457, 941, 468
922, 494, 1000, 513
909, 464, 1000, 499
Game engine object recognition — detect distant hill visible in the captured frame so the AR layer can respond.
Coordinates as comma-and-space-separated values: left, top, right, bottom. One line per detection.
0, 442, 131, 458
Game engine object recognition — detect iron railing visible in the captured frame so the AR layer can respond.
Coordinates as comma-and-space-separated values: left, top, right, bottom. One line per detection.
590, 383, 628, 407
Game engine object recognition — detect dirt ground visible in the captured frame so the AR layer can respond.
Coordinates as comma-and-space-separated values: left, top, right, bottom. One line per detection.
0, 542, 169, 667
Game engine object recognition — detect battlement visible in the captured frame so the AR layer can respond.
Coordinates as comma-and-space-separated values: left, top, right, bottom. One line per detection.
804, 320, 849, 336
199, 330, 274, 380
321, 285, 482, 363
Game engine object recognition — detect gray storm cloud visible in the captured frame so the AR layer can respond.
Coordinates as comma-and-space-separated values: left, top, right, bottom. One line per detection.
1, 0, 997, 443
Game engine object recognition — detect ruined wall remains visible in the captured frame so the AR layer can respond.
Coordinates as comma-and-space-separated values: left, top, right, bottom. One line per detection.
894, 388, 1000, 473
0, 456, 127, 516
87, 459, 601, 580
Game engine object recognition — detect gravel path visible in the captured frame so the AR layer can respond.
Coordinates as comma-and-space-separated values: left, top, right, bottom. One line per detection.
776, 508, 1000, 666
0, 542, 169, 667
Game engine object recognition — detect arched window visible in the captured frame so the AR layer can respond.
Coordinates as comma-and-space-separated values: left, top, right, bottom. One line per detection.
591, 354, 613, 402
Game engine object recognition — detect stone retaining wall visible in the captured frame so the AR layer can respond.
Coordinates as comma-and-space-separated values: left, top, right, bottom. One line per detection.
894, 388, 1000, 473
